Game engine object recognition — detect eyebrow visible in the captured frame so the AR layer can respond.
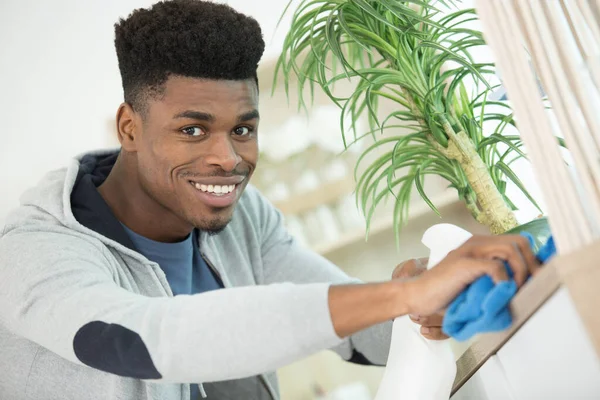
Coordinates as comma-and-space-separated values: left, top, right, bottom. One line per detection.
238, 110, 260, 122
174, 111, 215, 122
173, 109, 260, 123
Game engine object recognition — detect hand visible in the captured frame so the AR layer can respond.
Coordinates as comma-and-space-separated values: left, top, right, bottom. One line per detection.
391, 257, 427, 280
403, 234, 540, 318
392, 258, 448, 340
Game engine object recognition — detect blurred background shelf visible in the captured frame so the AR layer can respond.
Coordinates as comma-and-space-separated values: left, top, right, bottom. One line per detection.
312, 190, 460, 256
273, 176, 357, 216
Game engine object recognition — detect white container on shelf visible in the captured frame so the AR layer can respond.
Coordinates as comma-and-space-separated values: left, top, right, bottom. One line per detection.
292, 170, 321, 194
265, 181, 291, 204
334, 194, 365, 232
321, 158, 348, 182
263, 181, 311, 247
293, 170, 341, 245
314, 204, 342, 243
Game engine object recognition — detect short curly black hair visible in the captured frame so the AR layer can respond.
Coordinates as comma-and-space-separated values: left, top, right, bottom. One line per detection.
114, 0, 265, 113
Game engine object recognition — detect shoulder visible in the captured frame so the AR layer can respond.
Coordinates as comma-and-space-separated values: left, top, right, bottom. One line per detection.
211, 184, 285, 248
237, 184, 273, 212
234, 184, 281, 228
0, 222, 115, 278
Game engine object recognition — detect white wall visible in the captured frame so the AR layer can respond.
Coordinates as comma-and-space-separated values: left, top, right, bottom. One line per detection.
0, 0, 295, 225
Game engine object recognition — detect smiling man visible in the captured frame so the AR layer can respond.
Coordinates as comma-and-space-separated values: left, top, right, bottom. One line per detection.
99, 77, 260, 241
0, 1, 540, 400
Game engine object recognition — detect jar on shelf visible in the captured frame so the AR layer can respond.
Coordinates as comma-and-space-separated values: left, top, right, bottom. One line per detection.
334, 194, 366, 232
293, 170, 341, 245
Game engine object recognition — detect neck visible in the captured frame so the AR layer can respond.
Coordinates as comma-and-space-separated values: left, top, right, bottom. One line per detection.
98, 153, 193, 243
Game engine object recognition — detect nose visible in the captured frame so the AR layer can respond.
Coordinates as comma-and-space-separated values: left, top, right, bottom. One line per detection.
203, 134, 242, 172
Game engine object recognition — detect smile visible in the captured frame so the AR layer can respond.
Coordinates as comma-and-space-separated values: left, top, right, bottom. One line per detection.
187, 179, 242, 208
189, 181, 237, 195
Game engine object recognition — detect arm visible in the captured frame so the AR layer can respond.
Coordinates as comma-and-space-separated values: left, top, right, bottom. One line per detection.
1, 202, 538, 382
251, 187, 392, 365
261, 240, 394, 364
250, 187, 540, 365
0, 230, 408, 383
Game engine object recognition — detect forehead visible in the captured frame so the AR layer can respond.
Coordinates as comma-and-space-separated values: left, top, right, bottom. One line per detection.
156, 76, 259, 112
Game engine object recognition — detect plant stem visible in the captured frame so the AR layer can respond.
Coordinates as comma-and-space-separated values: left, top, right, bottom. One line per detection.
402, 87, 517, 233
440, 117, 519, 234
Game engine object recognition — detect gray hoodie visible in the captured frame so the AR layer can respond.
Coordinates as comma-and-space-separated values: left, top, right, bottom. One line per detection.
0, 150, 391, 400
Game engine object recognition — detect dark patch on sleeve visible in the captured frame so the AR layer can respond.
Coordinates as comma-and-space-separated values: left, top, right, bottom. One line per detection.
347, 349, 383, 366
73, 321, 162, 379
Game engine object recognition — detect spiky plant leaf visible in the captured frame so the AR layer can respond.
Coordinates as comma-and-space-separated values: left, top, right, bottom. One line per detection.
276, 0, 566, 239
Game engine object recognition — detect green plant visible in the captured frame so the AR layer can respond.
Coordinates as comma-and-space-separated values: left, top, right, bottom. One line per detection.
275, 0, 550, 240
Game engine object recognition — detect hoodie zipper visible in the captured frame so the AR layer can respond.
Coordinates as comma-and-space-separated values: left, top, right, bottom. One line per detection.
198, 252, 219, 399
200, 252, 224, 287
200, 252, 276, 400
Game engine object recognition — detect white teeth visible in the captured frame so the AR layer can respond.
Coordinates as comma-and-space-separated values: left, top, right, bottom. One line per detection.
191, 181, 237, 194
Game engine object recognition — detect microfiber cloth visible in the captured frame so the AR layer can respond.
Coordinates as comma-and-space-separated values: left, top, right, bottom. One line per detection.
442, 233, 556, 341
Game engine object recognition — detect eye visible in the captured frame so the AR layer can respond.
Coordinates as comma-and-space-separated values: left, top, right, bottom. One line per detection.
181, 126, 205, 137
233, 126, 252, 136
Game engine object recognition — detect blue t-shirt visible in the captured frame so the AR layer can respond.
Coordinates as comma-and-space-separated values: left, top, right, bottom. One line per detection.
122, 225, 222, 295
122, 225, 223, 399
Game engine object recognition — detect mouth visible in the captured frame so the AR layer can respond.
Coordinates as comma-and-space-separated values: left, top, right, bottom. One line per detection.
188, 180, 242, 208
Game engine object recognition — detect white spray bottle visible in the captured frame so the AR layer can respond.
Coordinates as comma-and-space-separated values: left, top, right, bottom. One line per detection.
373, 223, 473, 400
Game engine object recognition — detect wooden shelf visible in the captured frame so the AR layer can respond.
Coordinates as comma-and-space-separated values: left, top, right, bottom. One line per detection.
312, 190, 460, 256
273, 176, 356, 216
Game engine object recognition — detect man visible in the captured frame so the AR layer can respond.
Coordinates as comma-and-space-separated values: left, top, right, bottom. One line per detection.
0, 1, 539, 399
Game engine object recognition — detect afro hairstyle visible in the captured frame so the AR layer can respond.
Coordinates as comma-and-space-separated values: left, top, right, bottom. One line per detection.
114, 0, 265, 112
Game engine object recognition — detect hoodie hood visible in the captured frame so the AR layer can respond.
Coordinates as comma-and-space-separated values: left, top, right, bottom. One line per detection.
2, 149, 146, 263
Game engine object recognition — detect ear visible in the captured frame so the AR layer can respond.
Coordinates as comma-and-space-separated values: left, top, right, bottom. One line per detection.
115, 103, 142, 152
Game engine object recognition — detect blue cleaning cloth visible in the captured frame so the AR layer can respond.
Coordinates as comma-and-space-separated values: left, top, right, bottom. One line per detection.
442, 233, 556, 341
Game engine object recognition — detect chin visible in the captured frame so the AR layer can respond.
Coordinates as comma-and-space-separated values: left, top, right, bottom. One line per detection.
192, 214, 232, 235
202, 224, 228, 236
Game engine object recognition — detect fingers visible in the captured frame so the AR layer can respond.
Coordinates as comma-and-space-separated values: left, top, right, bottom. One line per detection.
392, 257, 428, 280
483, 258, 510, 283
410, 313, 448, 340
420, 326, 449, 340
481, 243, 528, 286
455, 257, 510, 284
405, 235, 540, 319
459, 235, 540, 287
410, 313, 444, 327
511, 234, 541, 277
490, 235, 540, 285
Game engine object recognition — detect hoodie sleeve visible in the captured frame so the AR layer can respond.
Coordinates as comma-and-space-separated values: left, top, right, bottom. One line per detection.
246, 187, 393, 366
0, 230, 343, 383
